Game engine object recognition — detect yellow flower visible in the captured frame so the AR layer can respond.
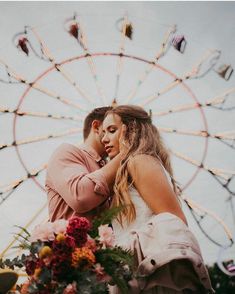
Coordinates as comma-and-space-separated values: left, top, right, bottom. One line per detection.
33, 268, 41, 278
39, 246, 52, 258
72, 247, 96, 268
56, 233, 66, 242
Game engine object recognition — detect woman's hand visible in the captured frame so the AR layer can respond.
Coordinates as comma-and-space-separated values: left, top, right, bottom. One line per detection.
118, 124, 129, 157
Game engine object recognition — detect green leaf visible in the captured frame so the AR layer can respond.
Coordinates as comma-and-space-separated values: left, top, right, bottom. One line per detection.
95, 247, 134, 293
14, 225, 31, 236
96, 247, 134, 267
10, 225, 31, 249
110, 275, 129, 294
90, 206, 124, 238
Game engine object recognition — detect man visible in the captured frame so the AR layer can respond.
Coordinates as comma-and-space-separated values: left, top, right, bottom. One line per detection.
46, 106, 123, 221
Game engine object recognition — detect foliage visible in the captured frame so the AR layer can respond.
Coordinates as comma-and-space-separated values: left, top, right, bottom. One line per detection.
207, 262, 235, 294
0, 208, 134, 294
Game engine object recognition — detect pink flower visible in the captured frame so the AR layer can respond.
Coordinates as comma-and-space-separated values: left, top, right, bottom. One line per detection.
98, 225, 115, 248
20, 280, 30, 294
52, 219, 68, 234
30, 219, 68, 242
63, 282, 77, 294
94, 263, 112, 282
85, 236, 97, 252
30, 222, 55, 242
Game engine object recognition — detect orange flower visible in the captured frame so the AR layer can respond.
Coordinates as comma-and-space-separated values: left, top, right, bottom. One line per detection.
72, 247, 95, 268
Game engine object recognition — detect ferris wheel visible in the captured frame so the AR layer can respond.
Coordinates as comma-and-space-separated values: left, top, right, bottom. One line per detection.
0, 12, 234, 274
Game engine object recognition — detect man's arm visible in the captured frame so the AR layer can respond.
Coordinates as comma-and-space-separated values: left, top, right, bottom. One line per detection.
46, 144, 122, 214
97, 152, 124, 190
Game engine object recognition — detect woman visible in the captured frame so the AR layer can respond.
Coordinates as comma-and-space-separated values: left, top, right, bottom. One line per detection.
102, 105, 213, 293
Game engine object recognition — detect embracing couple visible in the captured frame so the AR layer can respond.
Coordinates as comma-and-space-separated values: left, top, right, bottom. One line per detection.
46, 105, 214, 293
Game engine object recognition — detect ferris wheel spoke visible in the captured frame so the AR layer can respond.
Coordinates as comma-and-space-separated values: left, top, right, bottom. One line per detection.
182, 195, 233, 247
153, 88, 235, 117
139, 78, 183, 107
171, 149, 235, 196
160, 127, 235, 150
208, 88, 235, 111
171, 149, 235, 180
66, 15, 108, 106
125, 25, 176, 104
140, 49, 221, 107
0, 59, 86, 111
27, 26, 95, 106
0, 62, 22, 84
0, 202, 47, 259
0, 106, 84, 122
0, 127, 82, 150
0, 164, 46, 204
113, 14, 130, 104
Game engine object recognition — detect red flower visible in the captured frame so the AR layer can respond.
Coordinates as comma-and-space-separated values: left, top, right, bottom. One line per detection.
52, 235, 75, 255
66, 217, 90, 247
65, 235, 76, 248
51, 257, 72, 281
67, 217, 91, 232
25, 255, 38, 276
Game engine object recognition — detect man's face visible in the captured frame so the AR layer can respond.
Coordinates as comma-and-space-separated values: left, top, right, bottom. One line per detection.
97, 124, 108, 157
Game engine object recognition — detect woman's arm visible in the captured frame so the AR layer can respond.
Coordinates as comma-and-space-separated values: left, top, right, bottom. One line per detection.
128, 154, 187, 225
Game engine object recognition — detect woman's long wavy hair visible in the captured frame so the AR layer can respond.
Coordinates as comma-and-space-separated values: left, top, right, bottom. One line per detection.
105, 105, 180, 226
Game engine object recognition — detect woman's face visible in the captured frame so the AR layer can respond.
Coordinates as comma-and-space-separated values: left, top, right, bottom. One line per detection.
102, 113, 123, 159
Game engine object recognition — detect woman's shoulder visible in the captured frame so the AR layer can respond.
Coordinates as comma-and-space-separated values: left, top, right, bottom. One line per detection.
128, 154, 161, 167
127, 154, 163, 176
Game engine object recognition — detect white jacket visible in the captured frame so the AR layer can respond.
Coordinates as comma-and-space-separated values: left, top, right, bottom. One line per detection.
110, 213, 214, 293
129, 213, 214, 293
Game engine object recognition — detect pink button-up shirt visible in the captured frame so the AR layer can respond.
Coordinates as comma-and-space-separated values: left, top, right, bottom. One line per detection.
46, 143, 110, 222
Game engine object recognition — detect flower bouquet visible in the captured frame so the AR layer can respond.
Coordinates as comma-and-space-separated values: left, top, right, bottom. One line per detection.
0, 208, 133, 293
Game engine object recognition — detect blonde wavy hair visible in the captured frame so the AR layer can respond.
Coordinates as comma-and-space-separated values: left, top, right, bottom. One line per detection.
105, 105, 180, 226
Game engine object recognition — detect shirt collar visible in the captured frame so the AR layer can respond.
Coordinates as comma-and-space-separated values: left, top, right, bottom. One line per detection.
79, 143, 103, 163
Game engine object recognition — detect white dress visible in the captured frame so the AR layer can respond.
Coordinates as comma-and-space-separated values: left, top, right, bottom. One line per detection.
111, 186, 184, 293
113, 166, 173, 250
113, 186, 154, 249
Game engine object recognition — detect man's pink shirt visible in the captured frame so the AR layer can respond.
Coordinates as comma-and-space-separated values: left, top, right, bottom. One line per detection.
46, 143, 110, 221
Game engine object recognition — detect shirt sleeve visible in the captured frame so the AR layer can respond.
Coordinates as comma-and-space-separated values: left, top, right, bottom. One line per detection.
46, 144, 110, 214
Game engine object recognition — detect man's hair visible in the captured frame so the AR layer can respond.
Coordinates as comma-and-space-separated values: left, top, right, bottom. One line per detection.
83, 106, 112, 139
